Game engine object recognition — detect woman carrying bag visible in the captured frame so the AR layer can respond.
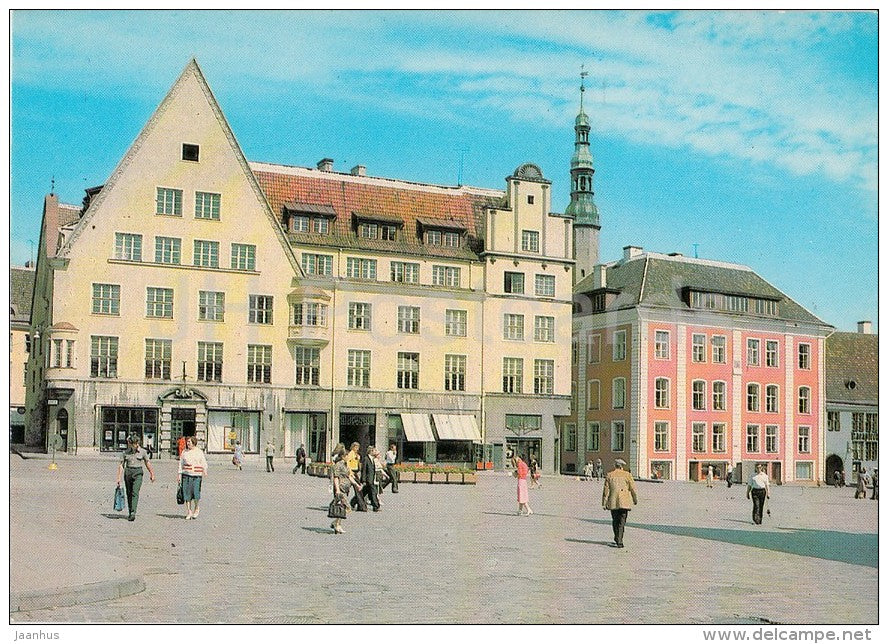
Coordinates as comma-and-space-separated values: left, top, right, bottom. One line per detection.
328, 445, 352, 534
116, 434, 156, 522
178, 436, 208, 520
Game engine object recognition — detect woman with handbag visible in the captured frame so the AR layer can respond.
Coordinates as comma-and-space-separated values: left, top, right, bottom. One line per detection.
328, 444, 352, 534
116, 434, 155, 522
178, 436, 208, 520
512, 455, 533, 516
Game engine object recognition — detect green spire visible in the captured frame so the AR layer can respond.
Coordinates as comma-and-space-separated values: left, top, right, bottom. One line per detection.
565, 67, 600, 227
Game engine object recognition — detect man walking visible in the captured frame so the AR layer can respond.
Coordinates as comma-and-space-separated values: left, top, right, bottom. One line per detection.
726, 464, 734, 488
870, 469, 878, 500
381, 443, 399, 493
353, 446, 381, 512
293, 443, 307, 474
265, 440, 276, 473
746, 464, 770, 524
602, 459, 638, 548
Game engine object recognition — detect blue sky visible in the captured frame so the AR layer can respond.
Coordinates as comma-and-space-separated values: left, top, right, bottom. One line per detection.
9, 10, 878, 331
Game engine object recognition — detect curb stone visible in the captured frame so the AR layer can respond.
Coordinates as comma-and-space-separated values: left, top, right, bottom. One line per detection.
10, 575, 146, 614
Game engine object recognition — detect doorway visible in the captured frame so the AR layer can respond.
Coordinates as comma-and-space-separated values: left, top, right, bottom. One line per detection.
505, 437, 542, 469
770, 461, 782, 485
57, 409, 69, 453
171, 408, 196, 454
339, 413, 375, 455
826, 454, 843, 485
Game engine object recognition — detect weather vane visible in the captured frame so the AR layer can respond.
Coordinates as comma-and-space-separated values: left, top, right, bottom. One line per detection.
580, 64, 588, 110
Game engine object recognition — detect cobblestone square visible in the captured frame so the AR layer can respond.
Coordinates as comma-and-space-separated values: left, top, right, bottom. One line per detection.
9, 455, 878, 624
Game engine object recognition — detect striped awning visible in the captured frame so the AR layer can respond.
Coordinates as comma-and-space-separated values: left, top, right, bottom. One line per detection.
432, 414, 482, 443
400, 413, 435, 442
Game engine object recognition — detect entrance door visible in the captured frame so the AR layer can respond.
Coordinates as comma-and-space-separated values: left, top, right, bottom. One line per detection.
770, 461, 782, 485
505, 438, 542, 468
57, 409, 69, 453
171, 408, 197, 453
826, 454, 843, 485
339, 413, 375, 455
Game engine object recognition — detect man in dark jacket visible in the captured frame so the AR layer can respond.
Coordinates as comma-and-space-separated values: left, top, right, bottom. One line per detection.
351, 445, 381, 512
293, 444, 307, 474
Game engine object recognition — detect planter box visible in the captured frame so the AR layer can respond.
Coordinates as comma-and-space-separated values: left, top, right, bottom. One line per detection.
446, 472, 463, 484
397, 471, 414, 484
430, 472, 448, 484
462, 472, 477, 485
414, 471, 431, 483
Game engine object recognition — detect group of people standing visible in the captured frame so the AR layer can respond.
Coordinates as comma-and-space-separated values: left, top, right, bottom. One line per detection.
854, 467, 878, 500
328, 442, 399, 534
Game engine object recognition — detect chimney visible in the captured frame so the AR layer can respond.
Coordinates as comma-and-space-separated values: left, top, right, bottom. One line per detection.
592, 264, 607, 289
317, 158, 334, 172
857, 321, 873, 334
350, 165, 366, 176
623, 245, 643, 261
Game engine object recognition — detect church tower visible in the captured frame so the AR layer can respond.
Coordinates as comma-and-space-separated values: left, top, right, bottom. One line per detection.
567, 70, 601, 282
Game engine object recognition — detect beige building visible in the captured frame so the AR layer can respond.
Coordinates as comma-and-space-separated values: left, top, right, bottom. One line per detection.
10, 265, 35, 444
26, 59, 573, 471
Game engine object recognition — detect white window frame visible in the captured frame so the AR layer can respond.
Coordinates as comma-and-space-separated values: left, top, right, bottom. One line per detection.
248, 295, 274, 325
231, 243, 257, 271
155, 236, 181, 265
746, 424, 760, 453
92, 283, 120, 315
521, 230, 540, 253
798, 343, 811, 370
613, 330, 627, 361
502, 357, 523, 394
347, 349, 371, 388
586, 421, 600, 451
692, 380, 706, 411
535, 274, 555, 297
444, 354, 466, 392
301, 252, 332, 276
587, 333, 601, 364
611, 420, 625, 452
432, 265, 460, 287
391, 261, 419, 284
247, 344, 273, 385
747, 383, 760, 412
504, 272, 525, 294
612, 377, 626, 410
193, 239, 220, 268
194, 191, 221, 220
198, 291, 224, 322
691, 333, 706, 363
712, 380, 727, 411
712, 423, 726, 452
533, 359, 554, 395
397, 306, 421, 334
692, 422, 706, 453
397, 352, 420, 390
711, 335, 727, 364
503, 313, 525, 341
144, 338, 172, 380
346, 257, 377, 280
114, 233, 142, 261
292, 346, 319, 386
765, 425, 779, 453
765, 384, 779, 413
654, 377, 670, 409
765, 340, 779, 368
798, 386, 811, 414
197, 341, 223, 382
587, 379, 600, 410
146, 287, 174, 319
654, 330, 670, 360
445, 309, 467, 337
654, 421, 669, 452
348, 302, 372, 331
155, 186, 182, 216
747, 338, 760, 366
533, 316, 555, 343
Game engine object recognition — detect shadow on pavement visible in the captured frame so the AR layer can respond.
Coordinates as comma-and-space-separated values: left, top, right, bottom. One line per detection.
305, 506, 329, 512
565, 537, 612, 547
100, 513, 129, 520
301, 526, 333, 534
156, 513, 187, 520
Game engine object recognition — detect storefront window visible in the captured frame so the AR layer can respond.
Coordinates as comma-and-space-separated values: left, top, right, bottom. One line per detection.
207, 410, 260, 453
101, 407, 158, 452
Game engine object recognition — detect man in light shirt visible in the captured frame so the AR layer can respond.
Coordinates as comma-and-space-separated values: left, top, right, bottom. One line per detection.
746, 463, 770, 525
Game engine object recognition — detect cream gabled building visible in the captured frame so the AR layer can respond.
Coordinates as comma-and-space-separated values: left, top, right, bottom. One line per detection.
27, 59, 573, 471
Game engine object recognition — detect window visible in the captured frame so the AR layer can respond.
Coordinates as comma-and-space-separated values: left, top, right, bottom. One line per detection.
313, 218, 329, 234
146, 287, 174, 319
503, 314, 525, 341
50, 338, 74, 369
346, 257, 377, 280
380, 224, 398, 241
293, 216, 310, 232
654, 422, 669, 452
612, 421, 625, 452
156, 187, 182, 216
711, 336, 726, 363
198, 291, 224, 322
534, 359, 554, 395
397, 352, 419, 389
445, 309, 467, 336
432, 266, 461, 287
692, 423, 706, 452
765, 340, 779, 367
292, 302, 327, 327
712, 381, 726, 411
798, 387, 811, 414
655, 331, 670, 360
535, 274, 555, 297
358, 222, 378, 239
347, 350, 371, 388
653, 378, 670, 409
612, 377, 626, 410
425, 229, 441, 245
564, 423, 577, 452
586, 422, 600, 451
765, 425, 778, 453
827, 411, 840, 432
90, 336, 118, 378
301, 253, 332, 276
613, 330, 627, 361
692, 380, 706, 411
248, 295, 274, 324
398, 306, 421, 334
293, 347, 320, 386
765, 385, 779, 413
391, 262, 419, 284
25, 334, 31, 353
193, 240, 219, 268
527, 195, 535, 205
746, 425, 760, 452
587, 380, 600, 410
692, 334, 706, 362
502, 357, 523, 393
114, 233, 142, 261
795, 462, 813, 480
534, 316, 554, 342
798, 343, 811, 369
521, 230, 540, 252
194, 192, 220, 220
425, 229, 461, 247
348, 302, 372, 331
92, 283, 120, 315
145, 339, 172, 380
712, 423, 726, 452
197, 342, 223, 382
747, 338, 760, 366
246, 344, 273, 384
851, 413, 878, 461
587, 333, 601, 363
572, 337, 579, 365
155, 236, 181, 264
182, 143, 199, 161
444, 354, 466, 391
747, 383, 760, 412
101, 407, 158, 452
504, 272, 524, 294
231, 244, 257, 271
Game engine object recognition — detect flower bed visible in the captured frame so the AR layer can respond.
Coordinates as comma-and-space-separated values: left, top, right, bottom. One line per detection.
306, 461, 476, 484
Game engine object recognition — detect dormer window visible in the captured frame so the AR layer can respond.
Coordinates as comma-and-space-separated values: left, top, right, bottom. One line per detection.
182, 143, 200, 162
426, 230, 460, 247
359, 222, 377, 239
353, 212, 403, 241
283, 202, 336, 235
294, 216, 310, 233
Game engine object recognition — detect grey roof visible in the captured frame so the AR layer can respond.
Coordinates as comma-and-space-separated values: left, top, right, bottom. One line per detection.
575, 253, 828, 326
825, 331, 878, 404
9, 266, 35, 324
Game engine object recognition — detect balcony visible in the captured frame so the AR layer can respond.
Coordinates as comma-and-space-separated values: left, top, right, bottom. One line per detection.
287, 324, 330, 347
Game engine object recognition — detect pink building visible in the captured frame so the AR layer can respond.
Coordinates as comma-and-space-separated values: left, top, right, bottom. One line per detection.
562, 246, 833, 483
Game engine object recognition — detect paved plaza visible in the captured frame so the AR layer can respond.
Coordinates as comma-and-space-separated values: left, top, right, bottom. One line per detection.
9, 454, 878, 624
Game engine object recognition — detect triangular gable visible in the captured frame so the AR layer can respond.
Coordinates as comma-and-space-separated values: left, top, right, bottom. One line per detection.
57, 58, 302, 276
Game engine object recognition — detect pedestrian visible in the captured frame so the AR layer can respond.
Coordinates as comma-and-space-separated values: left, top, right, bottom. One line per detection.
706, 465, 714, 488
116, 434, 156, 522
594, 458, 603, 479
840, 470, 846, 488
177, 435, 186, 457
855, 468, 869, 499
746, 463, 770, 525
344, 442, 368, 512
178, 436, 208, 520
871, 469, 878, 500
265, 439, 276, 472
512, 454, 533, 516
233, 440, 244, 471
726, 464, 734, 488
529, 453, 542, 488
352, 445, 381, 512
602, 458, 638, 548
832, 470, 841, 488
380, 443, 399, 494
293, 443, 307, 474
328, 445, 352, 534
582, 460, 594, 481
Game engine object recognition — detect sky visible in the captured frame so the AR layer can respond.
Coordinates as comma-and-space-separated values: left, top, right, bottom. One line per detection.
7, 9, 878, 332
